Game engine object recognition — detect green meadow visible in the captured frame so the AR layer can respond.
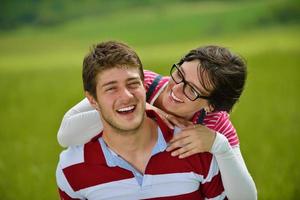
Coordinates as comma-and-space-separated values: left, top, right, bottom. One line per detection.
0, 1, 299, 199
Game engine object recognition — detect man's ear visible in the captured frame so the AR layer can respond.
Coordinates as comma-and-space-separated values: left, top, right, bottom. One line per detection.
85, 91, 99, 110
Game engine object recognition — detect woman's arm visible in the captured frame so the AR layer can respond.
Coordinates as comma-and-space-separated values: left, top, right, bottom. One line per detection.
57, 98, 103, 147
211, 133, 257, 200
166, 127, 257, 200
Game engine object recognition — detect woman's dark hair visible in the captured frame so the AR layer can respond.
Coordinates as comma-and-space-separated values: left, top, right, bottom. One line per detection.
178, 45, 247, 112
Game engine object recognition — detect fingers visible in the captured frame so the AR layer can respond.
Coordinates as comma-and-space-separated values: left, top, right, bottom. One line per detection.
169, 131, 189, 143
169, 143, 197, 159
166, 134, 190, 152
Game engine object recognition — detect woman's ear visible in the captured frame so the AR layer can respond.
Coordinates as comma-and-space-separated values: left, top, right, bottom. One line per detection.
85, 91, 100, 110
205, 104, 214, 113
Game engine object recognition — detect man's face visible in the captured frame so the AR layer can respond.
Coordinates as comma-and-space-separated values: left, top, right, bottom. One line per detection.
162, 60, 213, 119
89, 67, 146, 133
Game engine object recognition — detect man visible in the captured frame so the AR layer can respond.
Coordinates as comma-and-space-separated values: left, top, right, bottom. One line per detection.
56, 41, 227, 199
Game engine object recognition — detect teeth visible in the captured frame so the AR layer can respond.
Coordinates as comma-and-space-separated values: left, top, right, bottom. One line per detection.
117, 106, 135, 112
171, 91, 184, 103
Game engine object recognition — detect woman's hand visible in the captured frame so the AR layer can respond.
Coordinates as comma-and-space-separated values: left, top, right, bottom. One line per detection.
146, 103, 192, 129
166, 125, 216, 158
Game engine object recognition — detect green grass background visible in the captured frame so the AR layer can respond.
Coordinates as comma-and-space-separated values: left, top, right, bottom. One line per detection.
0, 0, 299, 199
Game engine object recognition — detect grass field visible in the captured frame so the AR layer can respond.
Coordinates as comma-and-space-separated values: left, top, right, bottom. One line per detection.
0, 1, 299, 199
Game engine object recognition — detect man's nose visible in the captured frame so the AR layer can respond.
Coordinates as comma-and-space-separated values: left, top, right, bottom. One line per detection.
119, 87, 134, 100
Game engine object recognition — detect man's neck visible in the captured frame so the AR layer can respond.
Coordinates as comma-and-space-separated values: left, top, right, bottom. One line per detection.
102, 117, 158, 173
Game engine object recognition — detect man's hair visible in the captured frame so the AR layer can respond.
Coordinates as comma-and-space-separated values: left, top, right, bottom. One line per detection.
82, 41, 144, 98
178, 45, 247, 112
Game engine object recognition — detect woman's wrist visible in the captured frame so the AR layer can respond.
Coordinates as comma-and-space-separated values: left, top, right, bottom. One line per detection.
210, 132, 231, 154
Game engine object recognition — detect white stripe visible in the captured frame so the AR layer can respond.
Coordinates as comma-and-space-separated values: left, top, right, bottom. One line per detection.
149, 80, 169, 105
203, 156, 220, 183
60, 145, 84, 168
77, 172, 204, 199
205, 114, 221, 119
217, 121, 231, 133
223, 126, 234, 136
205, 119, 218, 123
80, 178, 139, 200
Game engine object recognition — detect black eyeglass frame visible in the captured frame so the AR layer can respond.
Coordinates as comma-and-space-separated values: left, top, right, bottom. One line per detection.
170, 64, 210, 101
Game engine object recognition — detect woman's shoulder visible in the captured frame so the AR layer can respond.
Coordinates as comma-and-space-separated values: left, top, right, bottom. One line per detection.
204, 111, 239, 146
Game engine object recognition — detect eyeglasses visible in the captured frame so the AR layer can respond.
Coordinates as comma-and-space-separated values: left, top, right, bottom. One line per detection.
170, 64, 210, 101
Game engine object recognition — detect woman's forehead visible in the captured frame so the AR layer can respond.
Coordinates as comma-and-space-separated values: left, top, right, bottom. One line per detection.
181, 60, 214, 93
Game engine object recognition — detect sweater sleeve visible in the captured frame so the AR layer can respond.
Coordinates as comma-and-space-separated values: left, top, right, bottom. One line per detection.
210, 133, 257, 200
57, 98, 103, 147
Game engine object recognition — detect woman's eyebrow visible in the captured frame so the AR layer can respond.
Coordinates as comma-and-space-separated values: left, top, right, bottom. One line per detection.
181, 67, 203, 93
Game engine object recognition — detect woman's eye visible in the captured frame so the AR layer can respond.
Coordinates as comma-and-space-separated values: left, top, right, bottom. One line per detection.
188, 86, 199, 96
176, 71, 182, 78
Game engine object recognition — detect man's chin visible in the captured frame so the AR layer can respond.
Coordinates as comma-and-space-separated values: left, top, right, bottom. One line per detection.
114, 117, 144, 133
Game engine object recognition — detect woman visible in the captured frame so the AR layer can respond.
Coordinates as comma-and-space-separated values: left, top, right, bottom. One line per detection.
57, 45, 257, 199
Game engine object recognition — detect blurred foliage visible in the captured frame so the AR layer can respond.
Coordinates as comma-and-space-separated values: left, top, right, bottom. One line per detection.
0, 0, 300, 30
0, 0, 299, 199
0, 0, 176, 29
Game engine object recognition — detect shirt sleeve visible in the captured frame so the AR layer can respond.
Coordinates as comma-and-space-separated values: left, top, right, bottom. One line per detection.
56, 163, 83, 199
143, 70, 159, 91
207, 111, 239, 147
57, 98, 103, 147
210, 133, 257, 200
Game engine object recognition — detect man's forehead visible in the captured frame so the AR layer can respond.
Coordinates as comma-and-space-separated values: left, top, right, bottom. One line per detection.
96, 67, 141, 85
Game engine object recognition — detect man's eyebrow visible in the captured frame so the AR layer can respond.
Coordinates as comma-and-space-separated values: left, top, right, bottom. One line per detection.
127, 77, 140, 82
101, 81, 117, 88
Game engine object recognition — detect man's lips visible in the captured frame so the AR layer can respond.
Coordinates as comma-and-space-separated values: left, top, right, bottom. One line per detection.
116, 105, 136, 114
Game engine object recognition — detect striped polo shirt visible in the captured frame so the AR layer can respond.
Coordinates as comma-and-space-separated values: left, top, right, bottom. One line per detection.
56, 110, 227, 200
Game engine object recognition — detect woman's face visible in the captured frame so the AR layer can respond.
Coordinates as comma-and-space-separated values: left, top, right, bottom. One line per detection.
161, 60, 213, 119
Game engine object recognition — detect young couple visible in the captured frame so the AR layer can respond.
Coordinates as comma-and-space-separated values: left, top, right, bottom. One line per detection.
56, 41, 257, 199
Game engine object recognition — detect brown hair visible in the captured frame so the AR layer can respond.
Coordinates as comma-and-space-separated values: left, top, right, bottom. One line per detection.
82, 41, 144, 98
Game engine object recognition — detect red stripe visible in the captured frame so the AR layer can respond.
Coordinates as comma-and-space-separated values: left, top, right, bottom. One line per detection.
146, 150, 213, 177
64, 137, 134, 191
63, 162, 134, 191
201, 172, 225, 198
58, 188, 80, 200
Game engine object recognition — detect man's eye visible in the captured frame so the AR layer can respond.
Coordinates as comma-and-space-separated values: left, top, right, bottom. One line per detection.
128, 82, 141, 88
105, 87, 116, 92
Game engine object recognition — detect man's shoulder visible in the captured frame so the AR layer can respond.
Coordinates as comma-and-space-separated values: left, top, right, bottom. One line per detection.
59, 145, 85, 169
59, 138, 105, 169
